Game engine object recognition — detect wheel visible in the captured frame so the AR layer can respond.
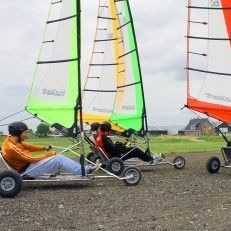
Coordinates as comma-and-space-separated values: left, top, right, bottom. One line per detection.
106, 157, 124, 176
206, 156, 221, 174
86, 152, 96, 162
122, 167, 141, 186
173, 156, 186, 169
0, 170, 22, 198
91, 155, 107, 168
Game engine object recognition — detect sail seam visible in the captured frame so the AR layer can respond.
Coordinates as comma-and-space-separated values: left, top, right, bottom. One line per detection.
42, 40, 54, 43
51, 0, 62, 4
47, 15, 77, 24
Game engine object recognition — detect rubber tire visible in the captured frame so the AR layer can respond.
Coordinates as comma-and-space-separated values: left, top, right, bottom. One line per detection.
86, 152, 96, 162
106, 157, 124, 176
173, 156, 186, 169
91, 155, 107, 168
206, 156, 221, 174
0, 170, 22, 198
122, 167, 141, 186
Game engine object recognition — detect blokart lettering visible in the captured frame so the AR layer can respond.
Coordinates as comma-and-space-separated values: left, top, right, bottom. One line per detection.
93, 107, 113, 113
206, 93, 231, 103
210, 0, 220, 7
42, 88, 65, 97
122, 105, 135, 110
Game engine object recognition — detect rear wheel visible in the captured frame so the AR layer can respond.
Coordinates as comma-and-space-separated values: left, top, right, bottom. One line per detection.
0, 171, 22, 198
206, 156, 221, 174
173, 156, 186, 169
106, 157, 124, 176
122, 167, 141, 186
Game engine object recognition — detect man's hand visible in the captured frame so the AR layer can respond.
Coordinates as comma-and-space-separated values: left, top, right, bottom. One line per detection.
46, 150, 56, 157
44, 145, 53, 151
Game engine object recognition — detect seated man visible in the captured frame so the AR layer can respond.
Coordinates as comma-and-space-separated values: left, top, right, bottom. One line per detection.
1, 122, 101, 178
95, 122, 155, 163
88, 122, 101, 144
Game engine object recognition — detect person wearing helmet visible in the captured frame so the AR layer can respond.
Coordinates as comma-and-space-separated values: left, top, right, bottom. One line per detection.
89, 122, 101, 144
95, 122, 154, 162
1, 121, 101, 178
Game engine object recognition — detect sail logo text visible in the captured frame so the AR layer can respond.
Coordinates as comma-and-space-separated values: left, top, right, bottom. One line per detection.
42, 88, 65, 97
210, 0, 220, 7
93, 107, 112, 113
206, 93, 231, 103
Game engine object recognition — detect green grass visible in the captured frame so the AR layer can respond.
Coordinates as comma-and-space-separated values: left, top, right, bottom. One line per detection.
0, 135, 228, 157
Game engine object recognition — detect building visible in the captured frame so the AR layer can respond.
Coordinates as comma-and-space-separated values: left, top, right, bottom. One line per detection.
215, 122, 231, 135
178, 118, 215, 136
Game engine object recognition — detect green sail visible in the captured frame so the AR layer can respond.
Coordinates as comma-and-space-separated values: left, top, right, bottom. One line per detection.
82, 0, 146, 132
27, 0, 79, 129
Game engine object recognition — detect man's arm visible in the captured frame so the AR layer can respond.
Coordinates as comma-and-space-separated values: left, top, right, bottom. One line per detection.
9, 143, 55, 163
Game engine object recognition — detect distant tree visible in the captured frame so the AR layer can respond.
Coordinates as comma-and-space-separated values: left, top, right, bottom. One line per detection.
35, 123, 51, 138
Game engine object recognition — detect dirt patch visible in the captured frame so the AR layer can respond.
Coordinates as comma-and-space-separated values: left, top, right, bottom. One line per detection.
1, 152, 231, 230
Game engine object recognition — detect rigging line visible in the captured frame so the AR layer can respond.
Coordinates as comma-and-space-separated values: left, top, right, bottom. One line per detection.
0, 115, 36, 127
0, 109, 25, 122
47, 15, 77, 24
186, 67, 231, 76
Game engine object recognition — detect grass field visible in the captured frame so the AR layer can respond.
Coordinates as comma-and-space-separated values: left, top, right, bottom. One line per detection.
0, 135, 228, 156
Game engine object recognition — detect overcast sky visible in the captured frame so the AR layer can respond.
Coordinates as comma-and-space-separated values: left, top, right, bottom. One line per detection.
0, 0, 196, 132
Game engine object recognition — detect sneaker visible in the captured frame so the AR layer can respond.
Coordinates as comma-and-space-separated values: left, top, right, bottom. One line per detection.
88, 159, 102, 174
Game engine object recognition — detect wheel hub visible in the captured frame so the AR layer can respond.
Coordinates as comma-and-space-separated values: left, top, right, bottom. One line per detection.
1, 177, 16, 191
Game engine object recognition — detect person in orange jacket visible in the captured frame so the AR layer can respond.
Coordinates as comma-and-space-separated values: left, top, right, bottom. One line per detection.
1, 122, 100, 178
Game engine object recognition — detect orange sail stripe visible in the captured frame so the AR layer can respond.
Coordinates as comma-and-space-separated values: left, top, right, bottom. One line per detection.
221, 0, 231, 45
187, 97, 231, 123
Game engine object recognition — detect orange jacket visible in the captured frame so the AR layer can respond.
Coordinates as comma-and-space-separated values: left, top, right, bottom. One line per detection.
1, 136, 54, 170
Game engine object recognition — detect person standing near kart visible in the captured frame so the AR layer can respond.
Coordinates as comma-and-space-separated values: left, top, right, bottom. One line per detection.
95, 122, 159, 163
1, 122, 101, 178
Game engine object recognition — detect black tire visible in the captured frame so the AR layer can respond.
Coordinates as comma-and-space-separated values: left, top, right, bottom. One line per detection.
206, 156, 221, 174
91, 155, 107, 168
86, 152, 96, 162
0, 170, 22, 198
122, 167, 141, 186
106, 157, 124, 176
173, 156, 186, 169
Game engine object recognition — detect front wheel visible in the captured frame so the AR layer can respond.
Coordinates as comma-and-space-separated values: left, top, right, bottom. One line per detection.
122, 167, 141, 186
0, 171, 22, 198
206, 156, 221, 174
173, 156, 186, 169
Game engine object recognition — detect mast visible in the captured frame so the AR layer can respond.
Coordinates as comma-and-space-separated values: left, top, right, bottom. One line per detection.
75, 0, 83, 135
126, 0, 148, 135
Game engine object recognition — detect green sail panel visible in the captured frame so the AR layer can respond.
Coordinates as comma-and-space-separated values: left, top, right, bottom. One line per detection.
27, 0, 79, 129
82, 0, 145, 132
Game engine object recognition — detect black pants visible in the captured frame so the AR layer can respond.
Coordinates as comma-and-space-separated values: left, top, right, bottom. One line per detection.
112, 145, 152, 162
